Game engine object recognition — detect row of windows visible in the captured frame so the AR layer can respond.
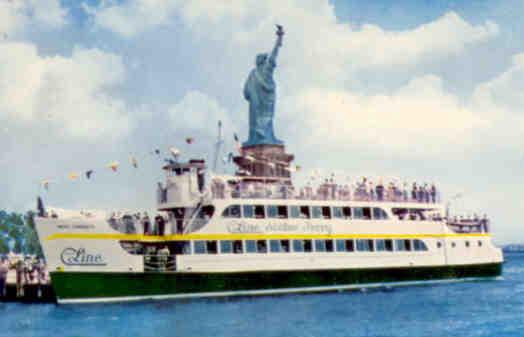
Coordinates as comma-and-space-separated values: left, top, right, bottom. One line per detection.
222, 205, 389, 220
186, 238, 429, 255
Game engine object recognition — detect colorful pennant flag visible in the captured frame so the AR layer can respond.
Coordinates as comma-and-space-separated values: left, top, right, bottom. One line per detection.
169, 147, 181, 158
185, 137, 194, 144
68, 172, 79, 181
130, 156, 138, 168
234, 133, 241, 152
108, 161, 119, 172
85, 170, 94, 179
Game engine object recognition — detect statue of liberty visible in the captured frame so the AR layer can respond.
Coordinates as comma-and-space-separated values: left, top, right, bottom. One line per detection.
243, 25, 284, 147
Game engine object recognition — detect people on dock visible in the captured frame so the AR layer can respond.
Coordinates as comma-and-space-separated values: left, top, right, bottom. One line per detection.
0, 258, 8, 298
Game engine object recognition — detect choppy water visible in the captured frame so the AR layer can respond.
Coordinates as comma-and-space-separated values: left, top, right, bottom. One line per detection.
1, 253, 523, 337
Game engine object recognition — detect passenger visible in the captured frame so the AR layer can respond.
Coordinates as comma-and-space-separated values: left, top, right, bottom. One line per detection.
376, 180, 384, 201
402, 182, 409, 202
15, 259, 24, 297
430, 183, 437, 203
142, 212, 151, 235
411, 183, 417, 201
423, 184, 430, 203
155, 215, 166, 236
369, 181, 374, 201
0, 258, 8, 298
417, 186, 424, 202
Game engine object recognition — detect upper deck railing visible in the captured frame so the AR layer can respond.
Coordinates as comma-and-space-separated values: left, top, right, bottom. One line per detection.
209, 180, 441, 204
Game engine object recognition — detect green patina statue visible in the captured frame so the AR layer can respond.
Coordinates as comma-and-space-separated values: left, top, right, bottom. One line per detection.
243, 25, 284, 147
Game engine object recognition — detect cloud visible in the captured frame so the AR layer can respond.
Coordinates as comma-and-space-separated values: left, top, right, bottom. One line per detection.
282, 75, 488, 154
91, 1, 498, 75
0, 0, 66, 36
168, 90, 234, 135
0, 42, 132, 140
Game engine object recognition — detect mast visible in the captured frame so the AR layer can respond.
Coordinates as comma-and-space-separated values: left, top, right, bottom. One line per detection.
212, 120, 224, 172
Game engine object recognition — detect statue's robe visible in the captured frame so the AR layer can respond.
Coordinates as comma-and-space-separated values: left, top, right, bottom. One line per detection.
243, 57, 282, 146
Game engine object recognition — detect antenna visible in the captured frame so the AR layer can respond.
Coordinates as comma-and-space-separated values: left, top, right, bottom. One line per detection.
212, 120, 224, 172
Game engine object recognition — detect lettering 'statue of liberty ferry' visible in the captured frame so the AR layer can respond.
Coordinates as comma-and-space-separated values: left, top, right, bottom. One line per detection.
35, 26, 503, 304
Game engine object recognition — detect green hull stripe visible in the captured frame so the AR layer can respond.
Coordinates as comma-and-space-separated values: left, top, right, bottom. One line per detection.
51, 263, 502, 300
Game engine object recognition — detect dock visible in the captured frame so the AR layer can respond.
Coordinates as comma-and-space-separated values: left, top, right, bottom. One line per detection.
1, 271, 56, 303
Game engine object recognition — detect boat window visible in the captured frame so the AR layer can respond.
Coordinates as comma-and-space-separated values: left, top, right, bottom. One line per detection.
293, 239, 312, 252
289, 206, 301, 218
197, 206, 215, 219
243, 205, 254, 218
356, 239, 374, 252
363, 207, 371, 220
206, 241, 218, 254
322, 206, 331, 219
314, 239, 334, 252
333, 207, 343, 219
336, 239, 354, 252
343, 207, 352, 219
392, 208, 408, 220
220, 240, 233, 254
300, 206, 310, 219
194, 241, 207, 254
245, 240, 257, 253
375, 239, 393, 252
395, 239, 412, 251
478, 241, 482, 247
233, 240, 243, 254
353, 207, 364, 219
222, 205, 241, 218
314, 240, 326, 252
311, 206, 322, 219
254, 205, 265, 219
256, 240, 267, 253
437, 241, 442, 248
413, 239, 428, 251
181, 241, 191, 255
270, 240, 290, 253
277, 206, 288, 219
270, 240, 280, 252
451, 242, 456, 248
293, 240, 304, 252
372, 208, 388, 220
465, 241, 470, 248
267, 205, 278, 218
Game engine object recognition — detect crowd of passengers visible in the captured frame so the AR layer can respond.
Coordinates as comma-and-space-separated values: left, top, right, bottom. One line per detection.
211, 177, 439, 203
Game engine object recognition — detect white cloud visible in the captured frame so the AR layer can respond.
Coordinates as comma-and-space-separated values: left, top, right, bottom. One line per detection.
0, 0, 66, 36
0, 42, 132, 140
168, 90, 233, 135
283, 75, 487, 154
91, 1, 498, 75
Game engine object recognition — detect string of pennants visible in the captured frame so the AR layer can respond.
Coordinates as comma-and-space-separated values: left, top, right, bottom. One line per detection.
40, 138, 193, 192
39, 133, 302, 191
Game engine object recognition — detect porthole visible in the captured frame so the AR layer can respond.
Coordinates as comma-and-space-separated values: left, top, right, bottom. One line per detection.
478, 241, 483, 247
451, 242, 456, 248
465, 241, 470, 248
437, 242, 442, 248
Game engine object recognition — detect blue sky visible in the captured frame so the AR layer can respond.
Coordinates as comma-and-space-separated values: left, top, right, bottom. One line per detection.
1, 0, 524, 243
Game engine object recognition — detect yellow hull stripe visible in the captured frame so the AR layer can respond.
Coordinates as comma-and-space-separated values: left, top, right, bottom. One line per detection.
46, 232, 490, 241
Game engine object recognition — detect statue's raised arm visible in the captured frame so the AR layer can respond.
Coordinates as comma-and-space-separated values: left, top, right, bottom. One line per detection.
268, 25, 284, 64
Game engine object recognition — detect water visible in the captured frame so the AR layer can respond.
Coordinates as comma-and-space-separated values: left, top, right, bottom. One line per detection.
1, 254, 523, 337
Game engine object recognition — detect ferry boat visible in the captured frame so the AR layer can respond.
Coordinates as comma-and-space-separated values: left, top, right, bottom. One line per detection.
34, 27, 503, 304
34, 145, 504, 304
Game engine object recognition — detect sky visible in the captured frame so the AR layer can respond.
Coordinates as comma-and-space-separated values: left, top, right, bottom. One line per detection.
1, 0, 524, 244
